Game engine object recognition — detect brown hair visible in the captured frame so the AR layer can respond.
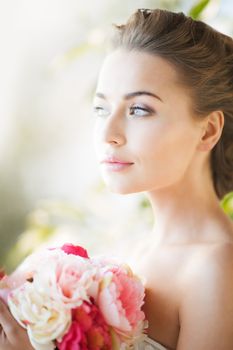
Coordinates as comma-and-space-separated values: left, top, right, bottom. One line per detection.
109, 8, 233, 200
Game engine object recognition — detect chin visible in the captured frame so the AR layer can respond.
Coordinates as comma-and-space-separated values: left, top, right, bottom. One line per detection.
106, 182, 145, 195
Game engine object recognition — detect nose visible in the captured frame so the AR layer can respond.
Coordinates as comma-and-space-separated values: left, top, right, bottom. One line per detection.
98, 110, 126, 146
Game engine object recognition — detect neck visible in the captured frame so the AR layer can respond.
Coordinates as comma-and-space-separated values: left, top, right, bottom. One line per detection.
145, 164, 226, 246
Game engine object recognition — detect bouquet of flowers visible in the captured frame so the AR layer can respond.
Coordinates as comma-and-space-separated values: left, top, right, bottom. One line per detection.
0, 243, 148, 350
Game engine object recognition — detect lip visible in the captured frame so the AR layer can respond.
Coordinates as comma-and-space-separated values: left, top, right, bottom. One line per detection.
101, 162, 133, 172
100, 156, 134, 165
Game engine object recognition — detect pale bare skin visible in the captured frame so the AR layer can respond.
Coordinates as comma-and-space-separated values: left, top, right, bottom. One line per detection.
93, 49, 233, 349
125, 220, 233, 349
0, 49, 233, 350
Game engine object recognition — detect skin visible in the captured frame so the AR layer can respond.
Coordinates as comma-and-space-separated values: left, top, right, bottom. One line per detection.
93, 49, 233, 349
0, 49, 233, 349
0, 299, 33, 350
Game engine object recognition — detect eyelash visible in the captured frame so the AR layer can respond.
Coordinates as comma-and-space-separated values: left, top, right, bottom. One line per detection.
93, 105, 154, 117
129, 105, 153, 116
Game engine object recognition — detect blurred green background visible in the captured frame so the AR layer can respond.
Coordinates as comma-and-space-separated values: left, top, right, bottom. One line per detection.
0, 0, 232, 272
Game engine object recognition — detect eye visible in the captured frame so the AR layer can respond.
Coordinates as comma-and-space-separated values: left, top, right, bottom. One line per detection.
93, 106, 110, 117
129, 105, 153, 117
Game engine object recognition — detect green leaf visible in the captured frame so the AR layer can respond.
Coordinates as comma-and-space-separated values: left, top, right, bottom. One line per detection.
139, 197, 151, 209
220, 192, 233, 220
188, 0, 211, 19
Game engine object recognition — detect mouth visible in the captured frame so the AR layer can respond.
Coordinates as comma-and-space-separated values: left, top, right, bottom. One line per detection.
100, 156, 134, 172
100, 156, 134, 165
101, 160, 134, 165
100, 161, 134, 172
100, 155, 134, 171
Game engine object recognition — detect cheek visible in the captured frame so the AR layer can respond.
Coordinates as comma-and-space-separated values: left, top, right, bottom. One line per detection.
131, 121, 199, 181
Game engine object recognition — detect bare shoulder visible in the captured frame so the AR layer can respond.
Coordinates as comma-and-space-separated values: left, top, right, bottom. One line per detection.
177, 240, 233, 349
211, 239, 233, 264
181, 239, 233, 295
182, 212, 233, 281
205, 239, 233, 269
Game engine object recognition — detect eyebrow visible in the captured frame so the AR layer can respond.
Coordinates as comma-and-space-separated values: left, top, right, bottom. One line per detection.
95, 91, 163, 102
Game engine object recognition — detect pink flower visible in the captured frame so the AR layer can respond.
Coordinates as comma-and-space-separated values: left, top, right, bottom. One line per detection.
1, 245, 147, 349
56, 299, 112, 350
33, 252, 94, 309
98, 265, 146, 335
60, 244, 89, 259
0, 248, 62, 297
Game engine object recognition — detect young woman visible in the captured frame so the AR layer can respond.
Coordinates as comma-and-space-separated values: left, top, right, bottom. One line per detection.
0, 8, 233, 350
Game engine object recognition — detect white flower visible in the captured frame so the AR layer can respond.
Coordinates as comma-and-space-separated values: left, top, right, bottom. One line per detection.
8, 281, 71, 349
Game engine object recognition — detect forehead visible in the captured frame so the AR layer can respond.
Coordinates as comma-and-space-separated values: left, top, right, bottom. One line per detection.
95, 49, 180, 98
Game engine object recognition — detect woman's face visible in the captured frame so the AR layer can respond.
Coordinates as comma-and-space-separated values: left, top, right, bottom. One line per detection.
92, 49, 204, 194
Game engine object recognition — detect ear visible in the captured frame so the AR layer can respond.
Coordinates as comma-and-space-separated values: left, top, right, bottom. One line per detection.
197, 111, 224, 152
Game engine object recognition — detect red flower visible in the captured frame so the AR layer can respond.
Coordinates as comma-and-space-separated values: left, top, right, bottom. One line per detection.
0, 269, 5, 281
60, 243, 89, 259
56, 299, 112, 350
